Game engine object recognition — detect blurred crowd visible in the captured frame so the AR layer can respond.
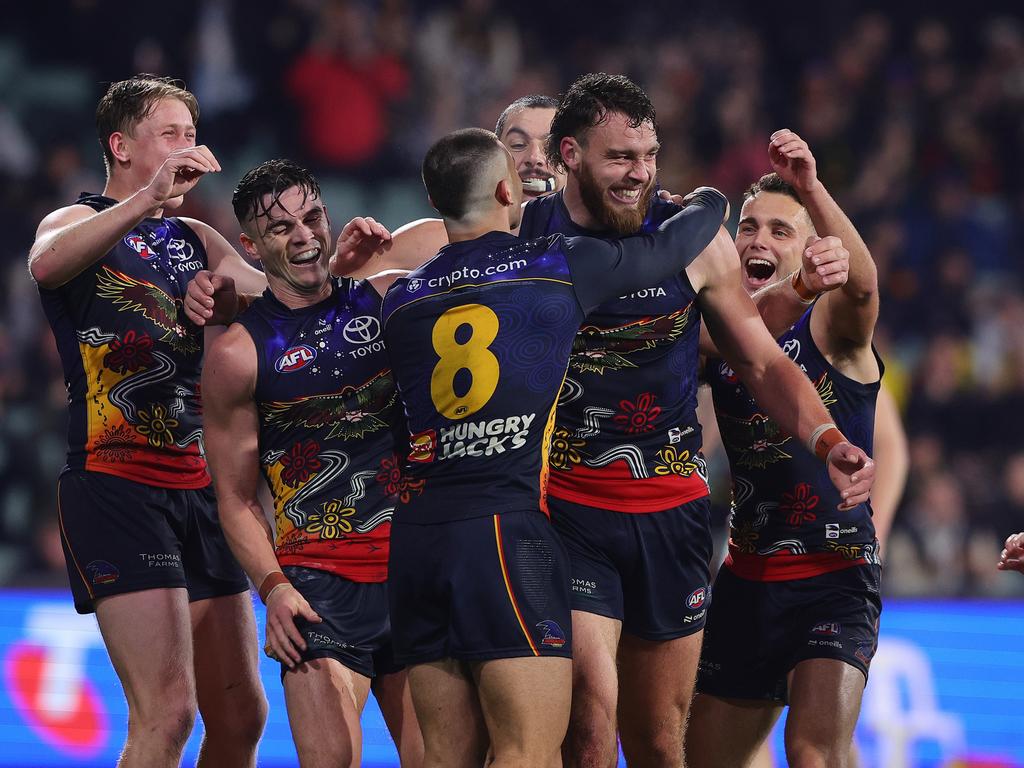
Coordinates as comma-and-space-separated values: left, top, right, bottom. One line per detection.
1, 0, 1022, 596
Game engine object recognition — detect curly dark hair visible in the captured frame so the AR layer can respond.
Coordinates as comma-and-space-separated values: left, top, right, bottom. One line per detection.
96, 74, 199, 173
545, 73, 657, 171
232, 159, 322, 227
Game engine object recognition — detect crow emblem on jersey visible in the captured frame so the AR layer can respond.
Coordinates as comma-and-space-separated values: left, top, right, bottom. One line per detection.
718, 412, 792, 469
571, 306, 691, 375
95, 266, 197, 353
261, 370, 397, 441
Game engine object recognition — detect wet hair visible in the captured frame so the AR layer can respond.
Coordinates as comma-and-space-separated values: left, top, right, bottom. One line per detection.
422, 128, 506, 220
95, 74, 199, 172
545, 73, 658, 171
743, 172, 803, 205
232, 159, 321, 227
494, 94, 560, 137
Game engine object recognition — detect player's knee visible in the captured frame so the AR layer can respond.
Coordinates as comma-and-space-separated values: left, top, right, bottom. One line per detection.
786, 738, 844, 768
205, 691, 268, 747
130, 694, 196, 751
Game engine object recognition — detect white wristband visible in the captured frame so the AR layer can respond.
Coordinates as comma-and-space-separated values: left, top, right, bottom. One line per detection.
806, 422, 837, 455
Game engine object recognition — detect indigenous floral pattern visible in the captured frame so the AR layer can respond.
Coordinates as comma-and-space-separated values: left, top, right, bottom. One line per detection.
730, 520, 760, 554
305, 500, 356, 539
135, 403, 178, 448
376, 454, 425, 503
780, 482, 820, 526
103, 330, 154, 374
280, 439, 322, 487
613, 393, 661, 434
653, 446, 699, 477
549, 427, 585, 470
93, 424, 136, 462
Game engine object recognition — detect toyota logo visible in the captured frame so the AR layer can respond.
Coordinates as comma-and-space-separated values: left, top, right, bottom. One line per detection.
343, 315, 381, 344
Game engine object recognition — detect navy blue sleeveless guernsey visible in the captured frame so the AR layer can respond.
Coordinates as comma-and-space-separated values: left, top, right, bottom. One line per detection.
519, 192, 708, 512
707, 306, 882, 580
38, 193, 209, 488
381, 189, 726, 525
235, 278, 404, 581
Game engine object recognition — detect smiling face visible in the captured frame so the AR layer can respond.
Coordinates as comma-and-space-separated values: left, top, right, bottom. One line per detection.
240, 185, 332, 306
114, 97, 197, 209
735, 191, 815, 294
497, 106, 565, 199
566, 111, 659, 234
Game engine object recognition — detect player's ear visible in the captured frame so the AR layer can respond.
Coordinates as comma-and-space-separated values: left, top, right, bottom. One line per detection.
109, 132, 130, 164
239, 231, 262, 263
561, 137, 581, 172
496, 177, 515, 207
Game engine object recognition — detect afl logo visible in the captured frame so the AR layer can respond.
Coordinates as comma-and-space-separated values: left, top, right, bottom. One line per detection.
343, 315, 381, 344
124, 234, 156, 260
276, 345, 317, 373
687, 587, 707, 610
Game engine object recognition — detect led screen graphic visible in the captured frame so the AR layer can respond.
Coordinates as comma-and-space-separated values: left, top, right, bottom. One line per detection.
0, 592, 1021, 767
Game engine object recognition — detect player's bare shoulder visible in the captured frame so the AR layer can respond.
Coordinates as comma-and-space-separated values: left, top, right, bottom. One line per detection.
203, 322, 258, 401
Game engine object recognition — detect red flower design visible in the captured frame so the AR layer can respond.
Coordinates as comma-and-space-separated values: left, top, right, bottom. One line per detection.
104, 330, 154, 373
376, 454, 424, 502
780, 482, 820, 526
280, 439, 322, 487
613, 393, 662, 434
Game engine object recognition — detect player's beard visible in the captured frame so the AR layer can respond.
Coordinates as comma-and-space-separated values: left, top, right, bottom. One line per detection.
577, 159, 655, 236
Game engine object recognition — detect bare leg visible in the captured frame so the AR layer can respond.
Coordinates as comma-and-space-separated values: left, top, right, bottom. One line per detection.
563, 611, 621, 768
191, 592, 266, 768
408, 659, 488, 768
283, 657, 372, 768
95, 588, 197, 768
685, 693, 782, 768
783, 659, 865, 768
618, 630, 703, 767
475, 655, 572, 768
374, 668, 425, 767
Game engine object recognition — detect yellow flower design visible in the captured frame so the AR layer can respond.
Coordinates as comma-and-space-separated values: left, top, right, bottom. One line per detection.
730, 522, 759, 554
135, 403, 178, 448
305, 500, 356, 539
549, 427, 585, 470
653, 446, 698, 477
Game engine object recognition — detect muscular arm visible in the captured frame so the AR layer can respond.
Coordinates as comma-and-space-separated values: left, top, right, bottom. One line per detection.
333, 217, 447, 278
688, 230, 874, 506
201, 325, 278, 585
29, 146, 220, 289
870, 386, 909, 551
567, 188, 728, 312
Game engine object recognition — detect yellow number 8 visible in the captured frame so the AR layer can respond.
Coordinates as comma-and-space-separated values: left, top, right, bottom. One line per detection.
430, 304, 500, 420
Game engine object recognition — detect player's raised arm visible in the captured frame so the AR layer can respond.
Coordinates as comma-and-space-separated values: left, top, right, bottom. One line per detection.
690, 231, 875, 509
564, 187, 728, 313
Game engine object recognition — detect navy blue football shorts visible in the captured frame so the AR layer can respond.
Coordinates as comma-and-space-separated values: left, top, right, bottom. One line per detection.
388, 509, 573, 665
280, 566, 400, 679
549, 495, 713, 640
57, 469, 248, 614
696, 563, 882, 703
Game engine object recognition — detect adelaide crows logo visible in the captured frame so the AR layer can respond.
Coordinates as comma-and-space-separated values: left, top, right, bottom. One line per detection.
537, 620, 566, 649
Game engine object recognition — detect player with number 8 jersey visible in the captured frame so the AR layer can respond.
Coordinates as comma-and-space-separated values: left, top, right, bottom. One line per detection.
378, 127, 726, 767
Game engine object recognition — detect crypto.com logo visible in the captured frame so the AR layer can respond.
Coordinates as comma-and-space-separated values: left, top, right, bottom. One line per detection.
4, 602, 109, 757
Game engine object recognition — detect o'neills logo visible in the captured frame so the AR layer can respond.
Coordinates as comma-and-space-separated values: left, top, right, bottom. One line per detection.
408, 429, 437, 463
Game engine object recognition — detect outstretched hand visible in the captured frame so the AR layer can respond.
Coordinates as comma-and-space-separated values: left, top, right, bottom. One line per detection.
826, 442, 875, 511
998, 532, 1024, 573
768, 129, 818, 194
329, 217, 393, 277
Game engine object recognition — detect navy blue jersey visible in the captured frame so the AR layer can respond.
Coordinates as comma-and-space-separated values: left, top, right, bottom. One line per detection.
519, 192, 708, 512
235, 279, 406, 581
381, 192, 724, 525
707, 306, 882, 581
38, 194, 209, 488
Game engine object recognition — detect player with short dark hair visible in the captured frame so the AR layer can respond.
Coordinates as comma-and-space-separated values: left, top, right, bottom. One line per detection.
382, 126, 732, 767
495, 94, 564, 199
